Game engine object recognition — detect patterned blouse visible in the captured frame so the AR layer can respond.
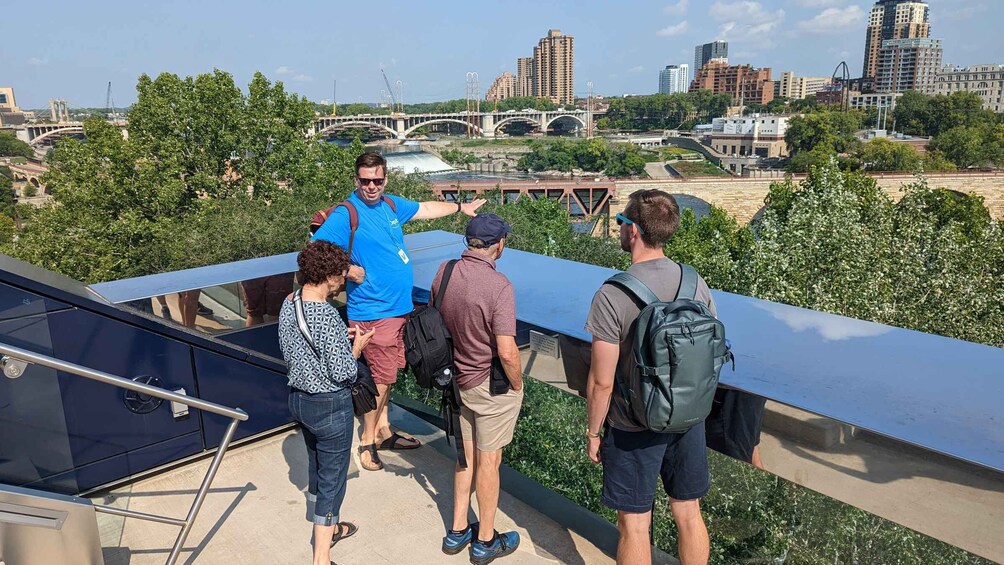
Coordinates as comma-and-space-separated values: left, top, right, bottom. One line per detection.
278, 298, 357, 393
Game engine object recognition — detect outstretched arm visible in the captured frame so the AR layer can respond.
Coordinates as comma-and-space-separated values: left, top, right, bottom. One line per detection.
411, 198, 486, 221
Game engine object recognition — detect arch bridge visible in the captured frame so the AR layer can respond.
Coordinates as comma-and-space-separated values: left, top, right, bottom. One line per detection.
314, 109, 589, 139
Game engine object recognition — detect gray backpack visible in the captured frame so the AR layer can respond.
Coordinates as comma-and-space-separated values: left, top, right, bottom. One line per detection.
607, 264, 734, 433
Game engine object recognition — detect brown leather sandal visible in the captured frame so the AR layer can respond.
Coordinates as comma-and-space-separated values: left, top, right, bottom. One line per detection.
357, 444, 383, 471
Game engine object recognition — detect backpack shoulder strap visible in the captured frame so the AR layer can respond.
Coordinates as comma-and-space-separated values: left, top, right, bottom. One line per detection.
676, 263, 699, 300
433, 259, 459, 309
334, 200, 359, 256
605, 272, 661, 306
382, 195, 397, 213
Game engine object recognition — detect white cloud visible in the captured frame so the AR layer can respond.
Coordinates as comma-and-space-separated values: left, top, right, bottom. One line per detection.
753, 302, 893, 342
627, 65, 646, 73
796, 5, 864, 33
657, 21, 690, 37
708, 2, 785, 44
292, 74, 313, 83
664, 0, 689, 16
939, 3, 987, 21
275, 66, 293, 75
27, 57, 49, 66
790, 0, 842, 6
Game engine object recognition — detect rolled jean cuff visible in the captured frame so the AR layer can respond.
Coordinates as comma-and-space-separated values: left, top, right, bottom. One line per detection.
306, 492, 317, 503
311, 512, 339, 526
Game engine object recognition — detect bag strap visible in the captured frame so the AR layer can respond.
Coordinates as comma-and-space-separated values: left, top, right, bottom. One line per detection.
433, 259, 459, 309
292, 289, 321, 360
677, 263, 698, 300
606, 272, 661, 306
335, 195, 396, 259
334, 200, 359, 257
440, 379, 467, 468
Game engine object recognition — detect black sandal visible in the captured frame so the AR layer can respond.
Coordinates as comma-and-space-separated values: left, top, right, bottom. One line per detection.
357, 444, 383, 471
377, 431, 421, 450
330, 521, 358, 546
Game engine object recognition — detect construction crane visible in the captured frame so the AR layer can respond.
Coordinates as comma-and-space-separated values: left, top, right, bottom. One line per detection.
381, 69, 403, 114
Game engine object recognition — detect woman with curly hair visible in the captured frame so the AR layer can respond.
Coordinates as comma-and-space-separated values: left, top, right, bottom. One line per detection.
278, 240, 375, 565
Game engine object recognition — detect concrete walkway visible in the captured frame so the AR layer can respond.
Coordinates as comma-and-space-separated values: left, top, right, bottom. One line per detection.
95, 406, 614, 565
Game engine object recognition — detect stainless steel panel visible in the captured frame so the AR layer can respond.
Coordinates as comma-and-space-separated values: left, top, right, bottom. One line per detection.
0, 483, 104, 565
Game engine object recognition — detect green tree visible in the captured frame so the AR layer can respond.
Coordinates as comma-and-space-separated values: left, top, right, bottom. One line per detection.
0, 167, 15, 218
928, 126, 987, 168
856, 138, 921, 171
892, 90, 931, 136
664, 206, 753, 293
0, 132, 33, 159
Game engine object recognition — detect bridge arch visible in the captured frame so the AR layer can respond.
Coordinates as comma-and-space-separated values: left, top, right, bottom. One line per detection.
543, 114, 586, 132
493, 116, 541, 134
404, 119, 482, 137
317, 121, 399, 139
29, 126, 85, 147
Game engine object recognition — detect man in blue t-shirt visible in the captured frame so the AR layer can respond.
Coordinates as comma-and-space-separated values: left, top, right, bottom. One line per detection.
312, 152, 485, 471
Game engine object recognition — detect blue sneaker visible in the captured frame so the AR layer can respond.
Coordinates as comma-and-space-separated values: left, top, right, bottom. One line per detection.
442, 522, 479, 555
469, 530, 520, 565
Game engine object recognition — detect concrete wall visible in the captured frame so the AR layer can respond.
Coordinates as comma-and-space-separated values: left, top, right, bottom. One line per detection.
614, 172, 1004, 223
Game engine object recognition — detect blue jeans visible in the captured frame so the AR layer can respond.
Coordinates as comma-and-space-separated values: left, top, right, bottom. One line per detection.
289, 388, 353, 525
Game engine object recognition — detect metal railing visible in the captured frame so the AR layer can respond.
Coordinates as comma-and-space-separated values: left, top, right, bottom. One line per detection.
0, 342, 249, 565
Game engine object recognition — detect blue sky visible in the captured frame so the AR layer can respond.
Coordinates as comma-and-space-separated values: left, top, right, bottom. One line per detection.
3, 0, 1000, 109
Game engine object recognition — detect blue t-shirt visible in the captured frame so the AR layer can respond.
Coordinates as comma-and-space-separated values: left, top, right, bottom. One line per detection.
311, 191, 420, 321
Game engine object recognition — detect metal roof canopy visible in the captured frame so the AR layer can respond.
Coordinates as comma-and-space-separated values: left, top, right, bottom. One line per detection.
91, 230, 1004, 474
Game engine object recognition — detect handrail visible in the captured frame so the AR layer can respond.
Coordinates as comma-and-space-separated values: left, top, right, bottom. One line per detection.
0, 342, 247, 421
0, 341, 248, 565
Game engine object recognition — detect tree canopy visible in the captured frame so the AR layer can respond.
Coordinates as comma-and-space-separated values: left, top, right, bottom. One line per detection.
0, 132, 33, 159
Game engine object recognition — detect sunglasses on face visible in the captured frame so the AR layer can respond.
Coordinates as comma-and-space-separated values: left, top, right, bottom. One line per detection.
615, 213, 645, 234
357, 177, 386, 187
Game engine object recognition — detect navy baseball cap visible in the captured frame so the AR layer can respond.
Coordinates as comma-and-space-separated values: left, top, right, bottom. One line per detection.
465, 213, 512, 246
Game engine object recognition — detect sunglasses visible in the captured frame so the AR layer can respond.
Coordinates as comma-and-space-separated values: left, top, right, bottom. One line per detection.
615, 213, 645, 234
357, 177, 386, 187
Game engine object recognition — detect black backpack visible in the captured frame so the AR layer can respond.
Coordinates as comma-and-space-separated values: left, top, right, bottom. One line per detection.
404, 259, 458, 390
403, 259, 469, 468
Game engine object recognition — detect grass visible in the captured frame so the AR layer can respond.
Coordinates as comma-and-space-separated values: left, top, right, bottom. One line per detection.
392, 373, 990, 564
669, 159, 731, 178
658, 146, 700, 157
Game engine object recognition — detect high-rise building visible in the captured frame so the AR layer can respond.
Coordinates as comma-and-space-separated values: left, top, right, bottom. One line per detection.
516, 57, 534, 98
694, 41, 728, 74
659, 64, 690, 94
486, 71, 516, 101
690, 61, 775, 105
875, 37, 942, 94
775, 72, 832, 99
862, 1, 930, 80
0, 86, 25, 126
532, 29, 575, 105
936, 64, 1004, 113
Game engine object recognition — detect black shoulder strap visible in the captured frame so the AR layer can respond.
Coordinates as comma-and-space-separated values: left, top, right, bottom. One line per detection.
606, 272, 661, 306
433, 259, 459, 309
292, 289, 321, 360
677, 263, 698, 300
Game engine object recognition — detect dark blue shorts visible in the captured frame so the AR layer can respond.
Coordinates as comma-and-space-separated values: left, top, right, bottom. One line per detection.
601, 424, 710, 513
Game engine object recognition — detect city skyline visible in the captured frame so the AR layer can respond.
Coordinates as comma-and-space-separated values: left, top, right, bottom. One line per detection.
3, 0, 1001, 109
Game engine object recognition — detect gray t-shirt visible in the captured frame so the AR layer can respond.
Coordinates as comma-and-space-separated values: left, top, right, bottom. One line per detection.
585, 257, 717, 432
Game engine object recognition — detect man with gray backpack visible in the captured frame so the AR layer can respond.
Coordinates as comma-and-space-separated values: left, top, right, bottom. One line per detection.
585, 189, 732, 565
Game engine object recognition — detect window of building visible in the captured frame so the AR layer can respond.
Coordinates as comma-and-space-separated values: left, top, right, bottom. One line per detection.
0, 94, 7, 104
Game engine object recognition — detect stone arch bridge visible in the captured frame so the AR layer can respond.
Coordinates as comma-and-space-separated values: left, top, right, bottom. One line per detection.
315, 109, 588, 139
615, 173, 1004, 222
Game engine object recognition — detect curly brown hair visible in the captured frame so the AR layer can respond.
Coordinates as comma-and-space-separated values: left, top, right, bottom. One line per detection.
297, 240, 350, 286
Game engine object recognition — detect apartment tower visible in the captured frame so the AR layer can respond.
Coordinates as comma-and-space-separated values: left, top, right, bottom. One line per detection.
862, 0, 930, 80
532, 29, 575, 105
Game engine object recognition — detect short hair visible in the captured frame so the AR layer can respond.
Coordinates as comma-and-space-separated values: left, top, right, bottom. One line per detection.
355, 152, 387, 176
622, 190, 681, 247
297, 240, 350, 286
466, 237, 503, 250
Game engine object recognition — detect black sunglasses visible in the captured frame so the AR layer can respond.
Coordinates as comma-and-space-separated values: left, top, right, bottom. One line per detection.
357, 177, 386, 187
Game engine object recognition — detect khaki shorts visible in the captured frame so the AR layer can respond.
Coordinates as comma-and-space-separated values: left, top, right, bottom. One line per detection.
459, 378, 524, 452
